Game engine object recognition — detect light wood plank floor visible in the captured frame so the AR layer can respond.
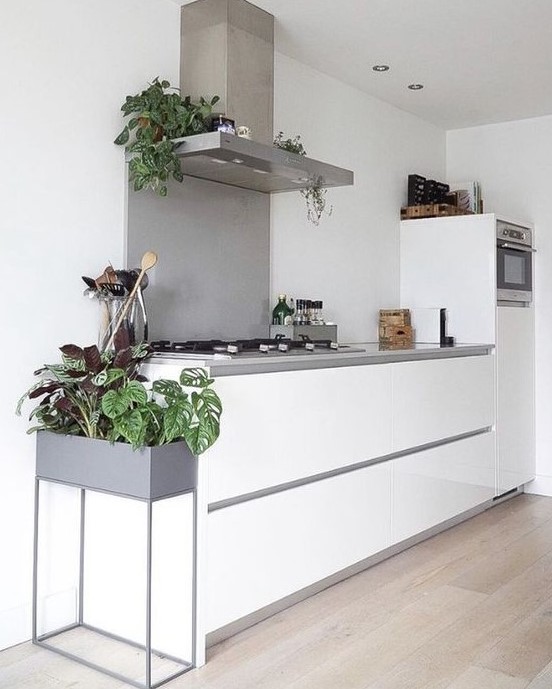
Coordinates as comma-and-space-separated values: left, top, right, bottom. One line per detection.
3, 494, 552, 689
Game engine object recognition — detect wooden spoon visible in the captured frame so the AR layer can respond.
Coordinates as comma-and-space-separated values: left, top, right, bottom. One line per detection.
104, 251, 158, 351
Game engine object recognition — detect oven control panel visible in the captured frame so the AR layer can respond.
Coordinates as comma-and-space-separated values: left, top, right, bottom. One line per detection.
497, 221, 532, 247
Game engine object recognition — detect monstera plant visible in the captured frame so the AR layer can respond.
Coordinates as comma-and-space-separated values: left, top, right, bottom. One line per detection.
17, 342, 222, 455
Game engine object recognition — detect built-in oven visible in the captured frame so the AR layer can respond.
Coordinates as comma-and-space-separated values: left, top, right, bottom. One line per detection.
497, 220, 535, 304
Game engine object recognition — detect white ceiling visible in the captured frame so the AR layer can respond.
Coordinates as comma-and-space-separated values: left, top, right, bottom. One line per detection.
175, 0, 552, 130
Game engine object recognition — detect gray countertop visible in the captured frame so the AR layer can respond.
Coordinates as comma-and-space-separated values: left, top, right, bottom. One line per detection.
147, 342, 494, 377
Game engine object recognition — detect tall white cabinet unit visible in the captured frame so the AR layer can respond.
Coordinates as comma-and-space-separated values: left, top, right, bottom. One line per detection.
400, 213, 535, 496
496, 306, 535, 493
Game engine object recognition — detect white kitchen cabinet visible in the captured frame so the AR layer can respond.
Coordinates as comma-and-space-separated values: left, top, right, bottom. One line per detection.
399, 213, 536, 496
497, 307, 535, 493
205, 462, 391, 633
392, 431, 496, 543
205, 364, 393, 503
400, 214, 496, 344
392, 355, 495, 451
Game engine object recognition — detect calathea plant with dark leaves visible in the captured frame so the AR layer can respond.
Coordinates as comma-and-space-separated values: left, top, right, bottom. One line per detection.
16, 343, 222, 455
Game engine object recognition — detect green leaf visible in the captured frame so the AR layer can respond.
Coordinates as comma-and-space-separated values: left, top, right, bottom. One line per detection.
131, 342, 151, 360
152, 379, 184, 400
184, 388, 222, 455
179, 368, 214, 388
195, 387, 223, 419
183, 422, 216, 456
16, 380, 50, 416
92, 370, 108, 386
103, 368, 127, 385
114, 409, 144, 446
101, 389, 131, 419
163, 401, 193, 443
114, 127, 130, 146
123, 380, 148, 406
43, 364, 81, 382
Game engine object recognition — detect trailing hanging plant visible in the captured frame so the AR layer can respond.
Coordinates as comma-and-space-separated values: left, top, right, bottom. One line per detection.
16, 343, 222, 455
114, 78, 220, 197
273, 131, 333, 226
301, 176, 333, 226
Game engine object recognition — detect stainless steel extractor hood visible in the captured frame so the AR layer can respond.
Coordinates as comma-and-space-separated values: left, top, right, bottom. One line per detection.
173, 131, 354, 193
179, 0, 354, 194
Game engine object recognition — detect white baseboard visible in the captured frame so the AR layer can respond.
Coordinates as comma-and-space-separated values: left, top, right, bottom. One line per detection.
0, 588, 77, 652
525, 476, 552, 497
0, 604, 31, 651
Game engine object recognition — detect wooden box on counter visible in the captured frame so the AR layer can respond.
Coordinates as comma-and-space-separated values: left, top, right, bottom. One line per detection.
379, 309, 413, 347
379, 309, 411, 327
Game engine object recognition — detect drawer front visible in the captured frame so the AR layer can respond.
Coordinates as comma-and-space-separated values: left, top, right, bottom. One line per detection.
392, 355, 495, 451
392, 431, 496, 543
206, 462, 391, 632
206, 364, 393, 503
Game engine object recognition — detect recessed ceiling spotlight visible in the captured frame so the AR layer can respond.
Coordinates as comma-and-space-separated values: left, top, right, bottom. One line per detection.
232, 158, 244, 164
408, 83, 424, 90
372, 65, 390, 72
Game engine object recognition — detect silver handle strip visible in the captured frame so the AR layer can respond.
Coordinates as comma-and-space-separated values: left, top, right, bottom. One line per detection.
498, 242, 536, 253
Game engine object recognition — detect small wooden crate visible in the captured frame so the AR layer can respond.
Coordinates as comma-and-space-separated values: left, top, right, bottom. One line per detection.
379, 309, 411, 327
379, 309, 413, 347
379, 324, 413, 345
400, 204, 474, 220
379, 340, 414, 351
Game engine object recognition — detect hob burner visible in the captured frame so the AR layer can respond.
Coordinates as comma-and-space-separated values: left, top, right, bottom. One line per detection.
150, 336, 340, 356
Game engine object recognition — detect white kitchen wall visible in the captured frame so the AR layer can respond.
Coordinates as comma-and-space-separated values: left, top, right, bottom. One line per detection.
271, 53, 446, 342
0, 0, 180, 650
447, 116, 552, 496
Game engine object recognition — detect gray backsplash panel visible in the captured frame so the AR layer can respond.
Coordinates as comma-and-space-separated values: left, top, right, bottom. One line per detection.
126, 175, 270, 341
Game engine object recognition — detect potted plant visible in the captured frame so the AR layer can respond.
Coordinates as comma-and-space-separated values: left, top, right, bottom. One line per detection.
17, 342, 222, 498
273, 131, 333, 226
114, 77, 220, 197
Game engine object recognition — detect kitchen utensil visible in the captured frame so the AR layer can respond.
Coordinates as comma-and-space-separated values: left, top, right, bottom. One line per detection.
104, 251, 157, 351
131, 269, 149, 290
81, 276, 97, 290
103, 283, 126, 297
116, 270, 136, 293
95, 265, 118, 288
128, 269, 149, 340
134, 283, 148, 341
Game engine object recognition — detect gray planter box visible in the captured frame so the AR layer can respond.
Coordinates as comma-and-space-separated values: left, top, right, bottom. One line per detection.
36, 431, 197, 499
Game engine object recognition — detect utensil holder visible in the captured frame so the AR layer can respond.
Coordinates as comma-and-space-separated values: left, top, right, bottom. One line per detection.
98, 294, 144, 350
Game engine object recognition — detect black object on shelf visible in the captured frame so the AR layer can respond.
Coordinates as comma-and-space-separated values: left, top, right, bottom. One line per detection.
408, 174, 426, 205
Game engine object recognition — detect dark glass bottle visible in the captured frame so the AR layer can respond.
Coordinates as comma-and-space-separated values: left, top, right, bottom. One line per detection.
272, 294, 293, 325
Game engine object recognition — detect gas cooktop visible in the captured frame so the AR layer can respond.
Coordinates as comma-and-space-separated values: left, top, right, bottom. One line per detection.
150, 337, 362, 359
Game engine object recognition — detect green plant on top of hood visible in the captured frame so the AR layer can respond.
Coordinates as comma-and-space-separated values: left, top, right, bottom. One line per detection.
114, 77, 220, 197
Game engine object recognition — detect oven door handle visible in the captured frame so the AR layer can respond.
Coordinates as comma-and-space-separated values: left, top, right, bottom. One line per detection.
497, 242, 536, 253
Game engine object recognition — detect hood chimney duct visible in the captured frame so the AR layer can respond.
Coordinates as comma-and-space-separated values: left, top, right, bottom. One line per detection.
180, 0, 274, 145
